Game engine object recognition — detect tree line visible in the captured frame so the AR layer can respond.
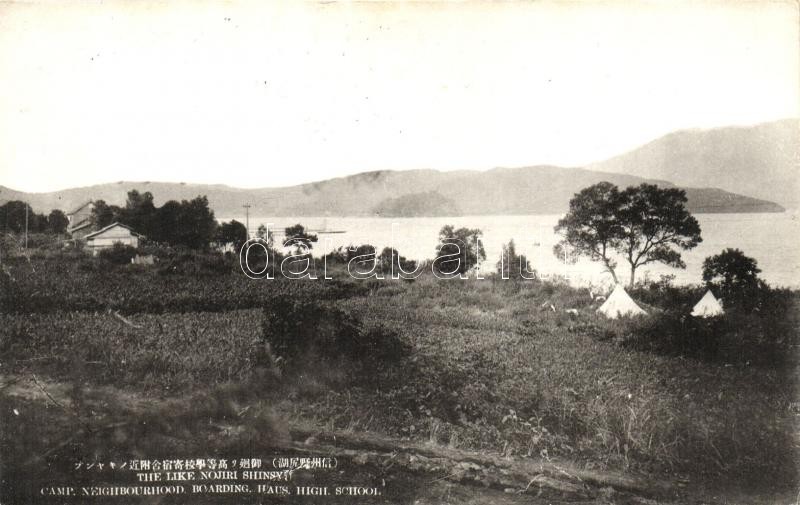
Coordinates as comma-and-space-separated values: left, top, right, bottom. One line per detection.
0, 201, 69, 235
92, 190, 220, 249
3, 183, 764, 295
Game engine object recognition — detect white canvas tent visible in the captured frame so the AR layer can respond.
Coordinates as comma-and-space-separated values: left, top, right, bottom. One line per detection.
691, 290, 724, 318
596, 284, 647, 319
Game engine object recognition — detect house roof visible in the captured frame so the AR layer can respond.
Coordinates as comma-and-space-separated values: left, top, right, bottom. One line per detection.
67, 200, 93, 216
84, 222, 144, 240
67, 221, 93, 233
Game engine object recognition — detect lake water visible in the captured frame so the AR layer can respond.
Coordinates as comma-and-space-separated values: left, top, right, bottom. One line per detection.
219, 212, 800, 288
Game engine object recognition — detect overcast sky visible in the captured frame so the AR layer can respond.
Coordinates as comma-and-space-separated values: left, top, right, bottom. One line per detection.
1, 1, 798, 193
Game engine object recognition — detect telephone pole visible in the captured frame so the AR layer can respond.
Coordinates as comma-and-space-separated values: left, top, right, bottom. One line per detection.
243, 203, 251, 238
24, 203, 28, 249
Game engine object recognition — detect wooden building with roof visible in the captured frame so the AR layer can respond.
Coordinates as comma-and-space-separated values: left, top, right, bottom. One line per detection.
66, 200, 95, 239
84, 222, 144, 254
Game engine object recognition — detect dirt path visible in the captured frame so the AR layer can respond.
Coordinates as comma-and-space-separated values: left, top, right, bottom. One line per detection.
0, 373, 745, 504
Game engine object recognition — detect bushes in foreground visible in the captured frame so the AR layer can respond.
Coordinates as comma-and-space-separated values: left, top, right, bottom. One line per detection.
262, 296, 411, 371
621, 285, 800, 365
608, 312, 723, 360
0, 310, 263, 389
346, 278, 798, 483
98, 243, 137, 264
2, 273, 797, 487
0, 257, 368, 314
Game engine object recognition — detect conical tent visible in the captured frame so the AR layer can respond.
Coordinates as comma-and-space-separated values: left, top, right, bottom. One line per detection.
691, 290, 724, 318
596, 284, 647, 319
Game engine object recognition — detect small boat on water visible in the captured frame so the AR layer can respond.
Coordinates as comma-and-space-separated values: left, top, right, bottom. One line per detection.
309, 218, 346, 234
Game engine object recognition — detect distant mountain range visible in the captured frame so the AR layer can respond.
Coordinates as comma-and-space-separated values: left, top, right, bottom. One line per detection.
372, 190, 461, 217
1, 119, 795, 217
589, 118, 799, 208
0, 168, 782, 218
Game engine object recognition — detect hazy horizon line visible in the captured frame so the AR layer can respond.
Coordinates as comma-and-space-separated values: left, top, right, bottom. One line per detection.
2, 116, 797, 195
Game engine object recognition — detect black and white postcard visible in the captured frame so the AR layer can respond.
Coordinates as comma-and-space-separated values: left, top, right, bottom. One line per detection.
1, 2, 798, 504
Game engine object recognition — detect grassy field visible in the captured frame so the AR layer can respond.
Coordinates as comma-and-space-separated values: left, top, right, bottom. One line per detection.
1, 254, 798, 502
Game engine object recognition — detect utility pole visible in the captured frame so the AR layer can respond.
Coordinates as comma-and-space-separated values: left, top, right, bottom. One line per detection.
24, 203, 28, 249
243, 203, 251, 238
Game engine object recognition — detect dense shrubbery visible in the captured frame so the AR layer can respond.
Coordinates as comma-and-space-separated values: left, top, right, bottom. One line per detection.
342, 277, 797, 484
262, 296, 411, 370
98, 243, 138, 264
0, 256, 364, 314
321, 244, 419, 278
702, 248, 763, 305
624, 282, 800, 364
0, 310, 263, 389
609, 311, 722, 359
630, 278, 700, 312
433, 225, 486, 275
263, 296, 358, 361
155, 249, 235, 276
496, 239, 535, 280
0, 233, 69, 259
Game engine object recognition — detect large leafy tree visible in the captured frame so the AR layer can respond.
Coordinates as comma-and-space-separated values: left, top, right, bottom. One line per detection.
702, 248, 761, 298
616, 184, 701, 287
91, 200, 122, 229
256, 224, 275, 249
0, 201, 31, 234
378, 247, 417, 275
47, 209, 69, 234
175, 196, 217, 249
144, 196, 217, 248
433, 224, 486, 276
121, 190, 157, 235
151, 200, 182, 244
554, 182, 622, 282
497, 239, 535, 279
215, 219, 248, 251
555, 182, 702, 286
283, 224, 318, 252
0, 201, 49, 234
280, 224, 318, 276
347, 244, 377, 266
0, 202, 75, 235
